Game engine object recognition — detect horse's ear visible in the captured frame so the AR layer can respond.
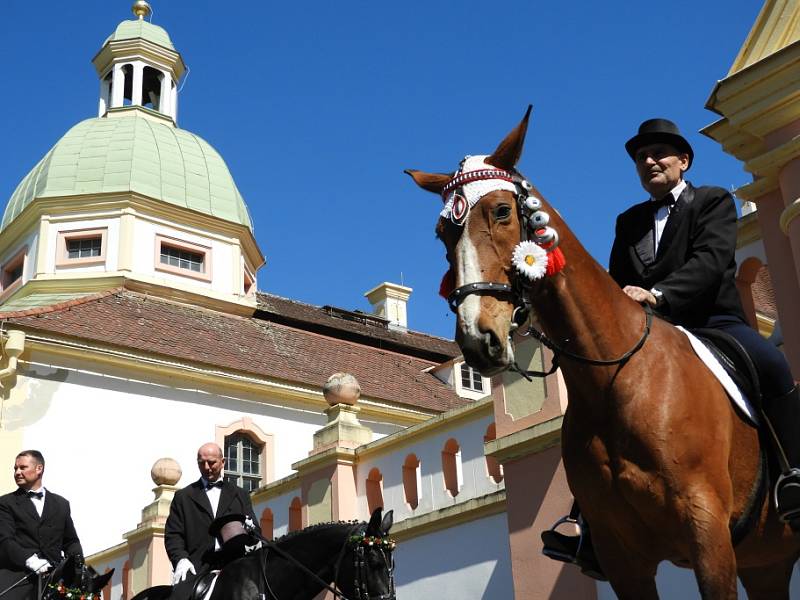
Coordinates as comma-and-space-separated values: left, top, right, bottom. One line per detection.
92, 570, 114, 592
366, 507, 383, 535
486, 105, 532, 171
404, 169, 451, 195
380, 510, 393, 536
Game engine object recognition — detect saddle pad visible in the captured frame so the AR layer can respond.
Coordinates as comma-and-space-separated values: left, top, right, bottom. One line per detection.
676, 326, 758, 426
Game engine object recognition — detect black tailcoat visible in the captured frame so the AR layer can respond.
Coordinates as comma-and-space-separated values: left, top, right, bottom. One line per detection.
164, 479, 258, 571
609, 182, 747, 328
0, 489, 82, 600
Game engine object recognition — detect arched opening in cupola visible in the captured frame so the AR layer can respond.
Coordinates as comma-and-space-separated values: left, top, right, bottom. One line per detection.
142, 66, 162, 111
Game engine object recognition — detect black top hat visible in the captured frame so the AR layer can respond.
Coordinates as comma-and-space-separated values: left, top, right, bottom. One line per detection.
625, 118, 693, 169
209, 513, 248, 544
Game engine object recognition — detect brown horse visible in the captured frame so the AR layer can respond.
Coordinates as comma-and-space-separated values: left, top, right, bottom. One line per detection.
406, 108, 800, 599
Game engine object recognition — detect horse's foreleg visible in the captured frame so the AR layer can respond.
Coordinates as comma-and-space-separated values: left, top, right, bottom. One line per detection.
588, 525, 660, 600
737, 558, 795, 600
685, 497, 738, 599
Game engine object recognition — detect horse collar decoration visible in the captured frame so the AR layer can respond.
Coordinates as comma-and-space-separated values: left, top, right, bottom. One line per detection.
406, 107, 800, 599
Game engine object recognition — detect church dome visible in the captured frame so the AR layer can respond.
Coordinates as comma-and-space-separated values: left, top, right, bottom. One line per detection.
104, 19, 175, 51
3, 115, 252, 232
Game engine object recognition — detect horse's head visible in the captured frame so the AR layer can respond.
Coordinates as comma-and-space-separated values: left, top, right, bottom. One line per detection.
407, 107, 557, 375
337, 507, 396, 600
44, 555, 114, 600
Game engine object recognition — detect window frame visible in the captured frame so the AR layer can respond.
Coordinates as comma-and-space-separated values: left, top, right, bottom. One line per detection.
56, 228, 107, 267
223, 432, 262, 493
459, 362, 485, 393
0, 246, 27, 299
154, 234, 212, 282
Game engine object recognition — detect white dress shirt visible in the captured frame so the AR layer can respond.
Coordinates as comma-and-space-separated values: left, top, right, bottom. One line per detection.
28, 487, 45, 517
652, 179, 686, 253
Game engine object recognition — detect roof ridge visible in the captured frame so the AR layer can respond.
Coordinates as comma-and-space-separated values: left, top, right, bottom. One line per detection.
0, 288, 125, 319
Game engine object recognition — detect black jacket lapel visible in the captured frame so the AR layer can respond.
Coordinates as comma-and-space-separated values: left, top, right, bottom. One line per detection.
188, 481, 213, 517
15, 489, 40, 522
631, 204, 656, 266
656, 183, 694, 259
216, 482, 235, 516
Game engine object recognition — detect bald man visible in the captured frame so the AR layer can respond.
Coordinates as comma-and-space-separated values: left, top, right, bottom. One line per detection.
164, 443, 258, 585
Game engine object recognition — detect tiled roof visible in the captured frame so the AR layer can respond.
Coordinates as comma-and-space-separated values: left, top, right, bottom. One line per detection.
256, 292, 460, 362
1, 290, 465, 413
752, 265, 777, 320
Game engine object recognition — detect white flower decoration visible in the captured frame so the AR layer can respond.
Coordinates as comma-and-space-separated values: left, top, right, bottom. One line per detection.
512, 241, 548, 281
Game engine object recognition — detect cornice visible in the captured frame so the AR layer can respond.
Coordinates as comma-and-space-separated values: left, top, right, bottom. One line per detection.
251, 473, 301, 503
291, 448, 357, 473
756, 312, 776, 337
735, 175, 778, 202
92, 38, 186, 79
780, 197, 800, 233
354, 398, 493, 459
0, 192, 264, 270
13, 334, 432, 427
389, 490, 506, 542
87, 541, 129, 565
737, 211, 762, 248
484, 415, 563, 463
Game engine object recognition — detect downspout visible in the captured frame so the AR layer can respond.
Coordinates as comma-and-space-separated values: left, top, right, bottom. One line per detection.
0, 330, 26, 389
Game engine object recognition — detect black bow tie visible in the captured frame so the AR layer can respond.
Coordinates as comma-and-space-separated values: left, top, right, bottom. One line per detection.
27, 491, 43, 499
652, 193, 676, 211
205, 481, 223, 490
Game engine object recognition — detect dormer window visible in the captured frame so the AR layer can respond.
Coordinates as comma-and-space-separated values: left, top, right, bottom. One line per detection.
155, 235, 212, 282
1, 247, 26, 297
460, 363, 485, 393
57, 228, 107, 267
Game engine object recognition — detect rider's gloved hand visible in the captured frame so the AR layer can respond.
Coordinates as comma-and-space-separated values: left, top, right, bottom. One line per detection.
171, 558, 196, 585
25, 554, 52, 574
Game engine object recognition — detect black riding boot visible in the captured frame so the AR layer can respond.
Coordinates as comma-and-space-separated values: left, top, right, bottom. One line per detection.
763, 385, 800, 522
540, 504, 606, 581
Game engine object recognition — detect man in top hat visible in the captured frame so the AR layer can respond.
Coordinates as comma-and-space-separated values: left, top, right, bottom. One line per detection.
165, 442, 259, 588
0, 450, 83, 600
542, 118, 800, 578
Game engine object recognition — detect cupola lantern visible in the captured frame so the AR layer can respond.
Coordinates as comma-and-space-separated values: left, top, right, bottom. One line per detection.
93, 1, 186, 124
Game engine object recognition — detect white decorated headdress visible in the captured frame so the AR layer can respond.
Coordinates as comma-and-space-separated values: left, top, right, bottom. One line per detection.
440, 155, 517, 221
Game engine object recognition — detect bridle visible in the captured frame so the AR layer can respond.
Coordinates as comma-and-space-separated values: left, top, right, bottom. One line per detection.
250, 522, 396, 600
442, 165, 653, 378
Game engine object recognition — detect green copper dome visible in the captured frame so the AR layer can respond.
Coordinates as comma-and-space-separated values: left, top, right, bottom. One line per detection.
3, 116, 252, 231
105, 19, 175, 50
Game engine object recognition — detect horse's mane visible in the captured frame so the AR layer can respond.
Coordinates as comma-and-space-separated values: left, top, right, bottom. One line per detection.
272, 520, 364, 545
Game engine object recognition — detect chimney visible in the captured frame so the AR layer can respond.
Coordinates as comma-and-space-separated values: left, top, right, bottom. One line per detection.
364, 282, 412, 329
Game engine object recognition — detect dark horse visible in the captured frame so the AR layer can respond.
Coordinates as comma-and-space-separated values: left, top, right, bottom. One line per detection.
40, 555, 113, 600
133, 508, 395, 600
406, 108, 800, 598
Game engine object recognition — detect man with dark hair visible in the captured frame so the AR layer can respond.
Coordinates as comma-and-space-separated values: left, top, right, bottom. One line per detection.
165, 442, 259, 590
0, 450, 83, 600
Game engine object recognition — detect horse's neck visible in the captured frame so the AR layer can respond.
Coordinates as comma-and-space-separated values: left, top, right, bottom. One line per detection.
532, 224, 644, 396
278, 526, 346, 581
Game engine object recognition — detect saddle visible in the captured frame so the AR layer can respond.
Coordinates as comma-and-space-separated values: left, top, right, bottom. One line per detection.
690, 327, 761, 410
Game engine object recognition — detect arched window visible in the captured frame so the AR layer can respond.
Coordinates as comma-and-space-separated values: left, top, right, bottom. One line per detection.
442, 438, 463, 497
121, 64, 133, 105
224, 433, 261, 492
366, 468, 384, 514
141, 66, 162, 110
101, 568, 113, 600
289, 497, 302, 532
484, 423, 504, 484
217, 418, 274, 489
121, 560, 130, 600
260, 507, 274, 540
402, 454, 421, 510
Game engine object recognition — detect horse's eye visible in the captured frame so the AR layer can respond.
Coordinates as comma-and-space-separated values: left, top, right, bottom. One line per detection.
493, 205, 512, 221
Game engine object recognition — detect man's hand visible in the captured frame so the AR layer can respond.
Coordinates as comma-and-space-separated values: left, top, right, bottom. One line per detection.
171, 558, 196, 585
25, 554, 52, 574
623, 285, 657, 306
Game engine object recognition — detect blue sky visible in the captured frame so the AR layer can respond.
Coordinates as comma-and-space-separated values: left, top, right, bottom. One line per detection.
0, 1, 763, 339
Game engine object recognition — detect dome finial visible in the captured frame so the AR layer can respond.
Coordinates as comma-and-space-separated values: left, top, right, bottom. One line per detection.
132, 0, 152, 20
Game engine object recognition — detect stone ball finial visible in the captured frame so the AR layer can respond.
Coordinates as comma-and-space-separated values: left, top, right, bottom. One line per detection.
151, 457, 181, 485
132, 0, 152, 19
323, 373, 361, 406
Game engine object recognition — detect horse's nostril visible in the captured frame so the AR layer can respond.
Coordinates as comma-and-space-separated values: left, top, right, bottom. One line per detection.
484, 331, 504, 356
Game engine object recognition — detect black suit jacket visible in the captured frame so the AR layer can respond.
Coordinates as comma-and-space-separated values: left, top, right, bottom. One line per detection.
164, 479, 258, 571
609, 182, 747, 328
0, 488, 82, 600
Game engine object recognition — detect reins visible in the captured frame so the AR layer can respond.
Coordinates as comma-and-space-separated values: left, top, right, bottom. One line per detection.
443, 167, 654, 380
247, 522, 394, 600
510, 304, 653, 380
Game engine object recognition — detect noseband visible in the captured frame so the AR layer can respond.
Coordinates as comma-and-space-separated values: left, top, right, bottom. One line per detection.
441, 163, 652, 377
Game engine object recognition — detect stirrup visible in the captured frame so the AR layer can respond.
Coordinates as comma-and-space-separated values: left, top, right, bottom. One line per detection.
541, 515, 581, 562
774, 468, 800, 522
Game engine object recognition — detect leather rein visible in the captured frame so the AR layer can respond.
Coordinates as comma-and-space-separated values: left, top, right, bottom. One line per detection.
249, 522, 395, 600
445, 170, 653, 379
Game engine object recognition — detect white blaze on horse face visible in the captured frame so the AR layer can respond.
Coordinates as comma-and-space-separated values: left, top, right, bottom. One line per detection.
454, 219, 485, 340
